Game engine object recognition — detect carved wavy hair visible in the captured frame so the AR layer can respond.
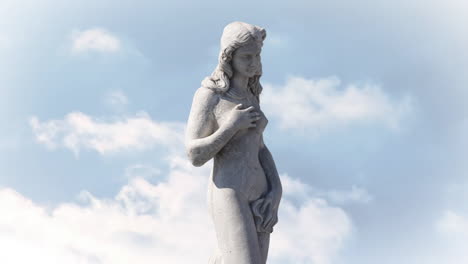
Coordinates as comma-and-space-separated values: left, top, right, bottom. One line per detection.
201, 22, 266, 98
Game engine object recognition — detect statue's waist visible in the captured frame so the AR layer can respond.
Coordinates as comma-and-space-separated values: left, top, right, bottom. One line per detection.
210, 161, 268, 201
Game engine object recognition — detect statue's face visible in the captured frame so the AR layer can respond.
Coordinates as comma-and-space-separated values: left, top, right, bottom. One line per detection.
231, 40, 261, 78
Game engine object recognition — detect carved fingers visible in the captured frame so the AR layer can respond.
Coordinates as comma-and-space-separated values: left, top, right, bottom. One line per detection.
250, 195, 278, 233
249, 111, 261, 127
228, 104, 261, 130
263, 211, 278, 232
260, 195, 278, 232
241, 105, 254, 112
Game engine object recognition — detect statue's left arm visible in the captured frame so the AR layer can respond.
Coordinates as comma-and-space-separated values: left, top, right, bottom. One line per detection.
257, 135, 282, 231
259, 135, 282, 202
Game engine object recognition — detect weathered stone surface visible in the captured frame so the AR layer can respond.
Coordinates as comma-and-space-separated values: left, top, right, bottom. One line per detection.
185, 21, 282, 264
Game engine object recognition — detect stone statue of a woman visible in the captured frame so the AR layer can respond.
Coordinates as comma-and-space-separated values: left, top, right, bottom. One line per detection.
185, 21, 282, 264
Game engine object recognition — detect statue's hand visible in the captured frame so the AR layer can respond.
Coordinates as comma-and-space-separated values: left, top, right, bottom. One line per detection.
225, 104, 260, 130
251, 192, 279, 233
260, 192, 279, 232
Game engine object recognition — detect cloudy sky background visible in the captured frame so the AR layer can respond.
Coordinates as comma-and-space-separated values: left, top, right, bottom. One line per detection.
1, 0, 467, 263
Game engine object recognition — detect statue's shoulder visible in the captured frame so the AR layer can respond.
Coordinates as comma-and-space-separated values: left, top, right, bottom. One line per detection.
193, 86, 221, 107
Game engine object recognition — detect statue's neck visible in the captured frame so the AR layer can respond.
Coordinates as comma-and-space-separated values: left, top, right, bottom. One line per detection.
229, 74, 250, 98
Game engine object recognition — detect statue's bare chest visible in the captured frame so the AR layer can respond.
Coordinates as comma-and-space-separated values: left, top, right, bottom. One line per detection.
213, 94, 268, 136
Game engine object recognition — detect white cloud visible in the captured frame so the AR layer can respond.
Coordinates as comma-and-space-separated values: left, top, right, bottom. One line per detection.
281, 173, 312, 198
25, 111, 353, 263
124, 164, 162, 180
437, 210, 468, 235
71, 28, 121, 53
0, 157, 352, 264
104, 90, 129, 113
271, 198, 351, 264
435, 210, 468, 262
262, 76, 412, 133
29, 112, 184, 155
106, 90, 129, 107
266, 175, 352, 264
281, 174, 372, 205
0, 155, 214, 264
325, 185, 373, 205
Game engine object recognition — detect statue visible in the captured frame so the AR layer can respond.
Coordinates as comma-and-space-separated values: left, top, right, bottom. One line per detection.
186, 21, 282, 264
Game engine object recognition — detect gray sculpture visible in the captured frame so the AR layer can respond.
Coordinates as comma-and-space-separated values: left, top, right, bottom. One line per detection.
186, 21, 282, 264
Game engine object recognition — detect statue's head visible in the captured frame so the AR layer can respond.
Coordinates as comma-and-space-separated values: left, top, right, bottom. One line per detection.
202, 21, 266, 97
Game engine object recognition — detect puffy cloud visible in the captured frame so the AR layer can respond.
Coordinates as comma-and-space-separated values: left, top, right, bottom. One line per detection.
0, 158, 352, 264
271, 199, 351, 264
325, 185, 373, 205
25, 111, 353, 263
0, 155, 214, 264
124, 164, 162, 180
437, 210, 468, 235
267, 175, 352, 264
262, 76, 412, 133
106, 90, 129, 107
280, 173, 312, 199
104, 90, 130, 113
281, 174, 372, 205
435, 210, 468, 263
71, 28, 121, 53
29, 112, 184, 155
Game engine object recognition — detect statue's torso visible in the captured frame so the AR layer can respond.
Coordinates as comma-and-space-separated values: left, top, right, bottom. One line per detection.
210, 92, 269, 202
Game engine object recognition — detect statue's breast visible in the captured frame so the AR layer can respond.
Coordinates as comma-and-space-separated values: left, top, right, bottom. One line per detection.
213, 94, 267, 136
255, 109, 268, 134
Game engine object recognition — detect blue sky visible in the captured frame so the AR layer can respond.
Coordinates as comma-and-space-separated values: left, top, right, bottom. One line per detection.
1, 0, 467, 263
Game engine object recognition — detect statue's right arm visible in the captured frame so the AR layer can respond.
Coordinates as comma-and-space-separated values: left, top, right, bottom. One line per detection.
185, 88, 237, 167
